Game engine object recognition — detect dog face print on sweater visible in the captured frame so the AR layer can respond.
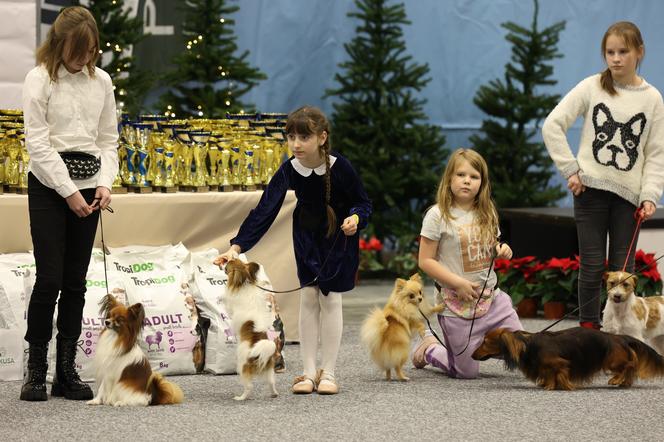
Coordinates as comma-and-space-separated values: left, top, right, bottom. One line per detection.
592, 103, 646, 171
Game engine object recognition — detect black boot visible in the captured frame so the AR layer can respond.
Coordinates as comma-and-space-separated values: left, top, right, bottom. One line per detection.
51, 338, 93, 400
20, 342, 49, 401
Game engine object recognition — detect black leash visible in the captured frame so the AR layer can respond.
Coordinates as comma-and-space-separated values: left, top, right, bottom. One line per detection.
420, 244, 499, 356
455, 249, 497, 356
540, 253, 664, 333
243, 230, 345, 294
93, 198, 114, 291
419, 307, 449, 351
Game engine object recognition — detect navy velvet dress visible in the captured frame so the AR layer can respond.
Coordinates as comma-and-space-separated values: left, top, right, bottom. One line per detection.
231, 153, 372, 294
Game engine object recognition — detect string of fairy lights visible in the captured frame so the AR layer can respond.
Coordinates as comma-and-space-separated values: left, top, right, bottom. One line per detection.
161, 15, 238, 118
94, 3, 240, 118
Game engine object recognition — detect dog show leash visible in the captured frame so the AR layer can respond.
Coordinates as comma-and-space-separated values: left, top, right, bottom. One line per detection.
94, 198, 114, 292
250, 229, 346, 294
419, 243, 500, 355
455, 246, 498, 356
621, 207, 644, 272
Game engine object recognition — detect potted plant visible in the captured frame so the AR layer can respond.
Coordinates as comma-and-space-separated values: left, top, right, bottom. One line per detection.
532, 256, 579, 319
495, 256, 541, 318
357, 235, 384, 282
634, 250, 663, 295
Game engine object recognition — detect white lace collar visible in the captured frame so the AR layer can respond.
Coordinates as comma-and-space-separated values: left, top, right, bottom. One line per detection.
291, 155, 337, 177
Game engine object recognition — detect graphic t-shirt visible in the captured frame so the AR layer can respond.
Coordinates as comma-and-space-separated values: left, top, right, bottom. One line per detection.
421, 206, 498, 318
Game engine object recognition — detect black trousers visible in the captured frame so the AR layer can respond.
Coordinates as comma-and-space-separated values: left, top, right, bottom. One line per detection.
574, 187, 638, 324
25, 173, 99, 344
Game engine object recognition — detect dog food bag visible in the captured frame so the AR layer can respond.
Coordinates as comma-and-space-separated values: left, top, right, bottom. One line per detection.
107, 243, 191, 276
0, 252, 35, 271
190, 250, 237, 374
0, 283, 23, 381
75, 269, 127, 382
189, 251, 286, 374
123, 268, 200, 375
0, 267, 34, 336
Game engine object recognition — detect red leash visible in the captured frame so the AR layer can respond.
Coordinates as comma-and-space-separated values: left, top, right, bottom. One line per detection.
621, 207, 644, 272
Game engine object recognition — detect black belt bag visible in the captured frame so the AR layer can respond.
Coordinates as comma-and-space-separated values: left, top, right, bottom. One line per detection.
59, 152, 101, 179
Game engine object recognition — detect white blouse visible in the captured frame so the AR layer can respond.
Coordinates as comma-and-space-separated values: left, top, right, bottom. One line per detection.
22, 64, 119, 198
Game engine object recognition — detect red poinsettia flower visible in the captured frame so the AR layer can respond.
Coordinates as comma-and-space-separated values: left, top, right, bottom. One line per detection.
367, 236, 383, 251
545, 257, 577, 272
359, 238, 368, 250
636, 249, 657, 266
641, 266, 662, 282
494, 258, 512, 274
522, 262, 546, 283
510, 256, 537, 269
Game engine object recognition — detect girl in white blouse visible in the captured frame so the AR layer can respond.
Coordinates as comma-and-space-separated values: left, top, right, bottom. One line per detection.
20, 6, 119, 402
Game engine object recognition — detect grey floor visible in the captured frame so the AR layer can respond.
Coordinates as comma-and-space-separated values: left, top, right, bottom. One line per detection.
2, 280, 664, 441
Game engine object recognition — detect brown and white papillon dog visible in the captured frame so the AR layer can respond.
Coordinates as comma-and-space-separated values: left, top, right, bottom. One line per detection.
87, 294, 184, 406
224, 259, 278, 401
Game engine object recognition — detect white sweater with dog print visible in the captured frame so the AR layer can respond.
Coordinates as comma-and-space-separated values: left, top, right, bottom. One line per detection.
542, 74, 664, 206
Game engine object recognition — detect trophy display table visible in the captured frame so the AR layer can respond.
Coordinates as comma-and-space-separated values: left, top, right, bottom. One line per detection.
0, 191, 301, 341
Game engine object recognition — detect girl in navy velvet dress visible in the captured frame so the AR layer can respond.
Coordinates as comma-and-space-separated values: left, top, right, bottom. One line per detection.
215, 106, 372, 395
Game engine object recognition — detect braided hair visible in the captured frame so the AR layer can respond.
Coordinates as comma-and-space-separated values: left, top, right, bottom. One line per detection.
285, 106, 337, 237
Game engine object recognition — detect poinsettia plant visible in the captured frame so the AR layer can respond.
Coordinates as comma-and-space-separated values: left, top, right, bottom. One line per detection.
359, 235, 384, 272
494, 256, 540, 305
634, 250, 663, 295
531, 256, 580, 304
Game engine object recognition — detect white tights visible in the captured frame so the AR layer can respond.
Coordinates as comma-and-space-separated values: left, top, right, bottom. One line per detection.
298, 286, 343, 378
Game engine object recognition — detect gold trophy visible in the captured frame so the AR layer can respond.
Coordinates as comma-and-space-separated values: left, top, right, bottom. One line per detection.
263, 147, 275, 185
189, 130, 210, 191
112, 140, 128, 194
230, 144, 242, 190
0, 129, 6, 194
121, 122, 137, 186
17, 130, 29, 193
161, 136, 177, 192
131, 123, 153, 193
176, 129, 194, 189
5, 130, 20, 189
152, 145, 165, 187
242, 144, 257, 191
219, 146, 233, 192
158, 122, 185, 192
207, 143, 220, 191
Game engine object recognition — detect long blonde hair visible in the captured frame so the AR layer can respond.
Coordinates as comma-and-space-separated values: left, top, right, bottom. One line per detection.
36, 6, 100, 81
285, 106, 337, 237
600, 21, 644, 96
435, 148, 499, 245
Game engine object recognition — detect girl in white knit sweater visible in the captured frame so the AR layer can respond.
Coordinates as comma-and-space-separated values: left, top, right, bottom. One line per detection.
542, 21, 664, 329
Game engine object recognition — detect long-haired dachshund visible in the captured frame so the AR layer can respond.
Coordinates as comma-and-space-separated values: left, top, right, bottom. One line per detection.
472, 327, 664, 390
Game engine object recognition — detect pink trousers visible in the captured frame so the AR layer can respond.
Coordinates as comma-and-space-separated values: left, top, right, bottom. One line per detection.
424, 289, 522, 379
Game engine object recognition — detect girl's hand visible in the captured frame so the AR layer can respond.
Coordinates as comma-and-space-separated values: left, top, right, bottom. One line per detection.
454, 278, 481, 302
65, 191, 94, 218
640, 201, 656, 220
213, 245, 241, 267
567, 173, 586, 196
91, 186, 112, 211
495, 242, 513, 260
341, 214, 358, 236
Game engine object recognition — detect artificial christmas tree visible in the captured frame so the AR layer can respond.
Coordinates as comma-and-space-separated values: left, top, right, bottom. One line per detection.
326, 0, 447, 240
157, 0, 265, 118
80, 0, 152, 117
469, 0, 566, 207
